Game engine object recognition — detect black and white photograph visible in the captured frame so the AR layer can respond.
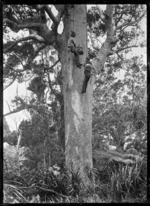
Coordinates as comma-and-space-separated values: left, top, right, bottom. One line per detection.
3, 3, 147, 203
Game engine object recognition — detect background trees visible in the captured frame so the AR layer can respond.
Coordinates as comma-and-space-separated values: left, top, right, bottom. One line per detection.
92, 56, 147, 153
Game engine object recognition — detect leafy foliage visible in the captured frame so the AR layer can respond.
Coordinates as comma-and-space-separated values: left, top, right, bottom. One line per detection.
92, 55, 147, 153
4, 151, 147, 203
4, 144, 28, 177
4, 130, 18, 146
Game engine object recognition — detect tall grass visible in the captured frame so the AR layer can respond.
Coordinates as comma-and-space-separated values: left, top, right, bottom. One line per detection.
4, 156, 147, 203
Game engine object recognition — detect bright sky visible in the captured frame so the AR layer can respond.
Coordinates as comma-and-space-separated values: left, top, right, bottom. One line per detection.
4, 81, 31, 131
3, 5, 147, 131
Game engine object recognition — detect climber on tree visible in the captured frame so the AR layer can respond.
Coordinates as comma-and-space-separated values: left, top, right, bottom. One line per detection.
68, 31, 84, 68
81, 59, 93, 93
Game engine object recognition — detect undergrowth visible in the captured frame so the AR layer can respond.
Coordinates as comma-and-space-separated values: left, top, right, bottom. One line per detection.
3, 157, 147, 203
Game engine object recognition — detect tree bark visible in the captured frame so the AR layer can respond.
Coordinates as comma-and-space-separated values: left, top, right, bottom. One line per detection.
58, 5, 94, 173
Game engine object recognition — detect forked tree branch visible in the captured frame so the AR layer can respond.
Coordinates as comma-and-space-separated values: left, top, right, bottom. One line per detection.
44, 5, 59, 25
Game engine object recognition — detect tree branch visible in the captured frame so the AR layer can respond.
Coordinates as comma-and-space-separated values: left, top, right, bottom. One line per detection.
92, 5, 115, 74
5, 61, 26, 73
47, 72, 53, 92
46, 61, 59, 91
47, 59, 60, 72
115, 45, 139, 54
115, 10, 125, 27
4, 16, 49, 40
116, 53, 124, 61
4, 35, 45, 53
105, 5, 115, 41
44, 5, 59, 25
116, 11, 146, 31
27, 44, 46, 65
93, 149, 140, 164
5, 100, 12, 113
4, 13, 42, 32
17, 22, 42, 30
4, 107, 25, 117
55, 5, 65, 22
4, 9, 58, 45
4, 76, 17, 90
3, 18, 18, 27
4, 105, 33, 117
52, 5, 65, 30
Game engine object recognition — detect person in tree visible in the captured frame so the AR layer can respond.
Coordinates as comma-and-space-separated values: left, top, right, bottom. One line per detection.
82, 59, 93, 93
68, 31, 84, 68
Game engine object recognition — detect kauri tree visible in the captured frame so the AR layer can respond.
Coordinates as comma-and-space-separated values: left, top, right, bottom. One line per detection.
3, 4, 146, 175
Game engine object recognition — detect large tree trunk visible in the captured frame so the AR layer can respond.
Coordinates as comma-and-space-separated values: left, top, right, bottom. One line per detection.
58, 5, 94, 172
